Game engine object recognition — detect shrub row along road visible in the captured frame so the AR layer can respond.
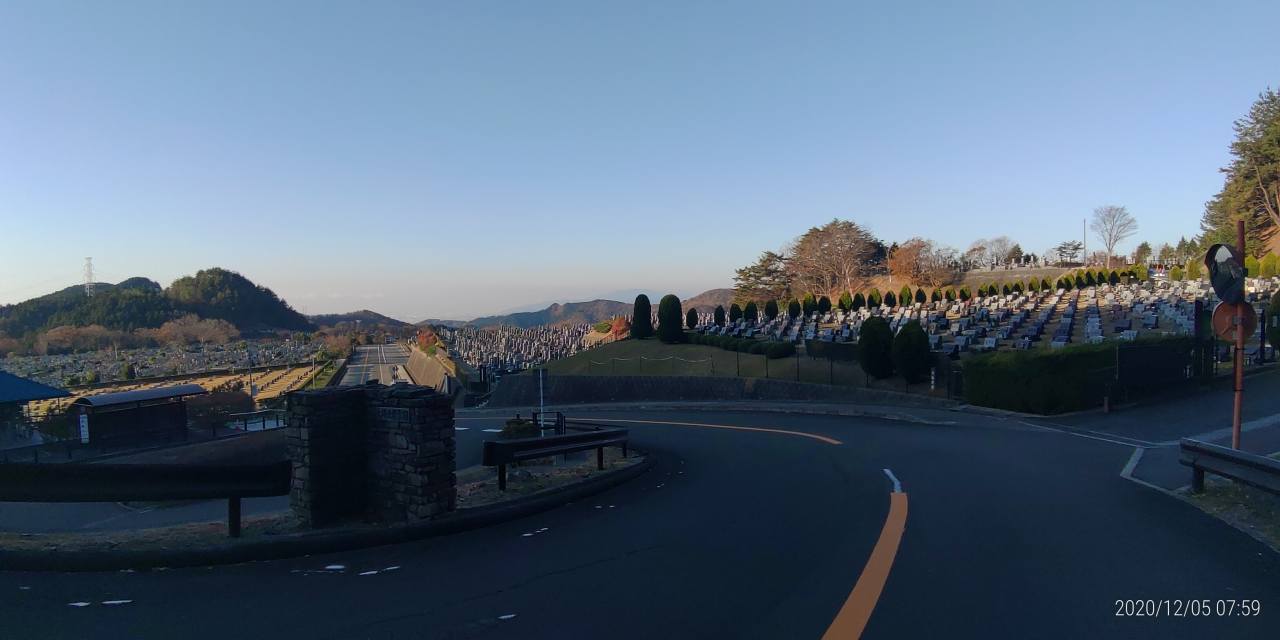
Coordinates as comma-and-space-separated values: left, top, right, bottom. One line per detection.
2, 409, 1278, 638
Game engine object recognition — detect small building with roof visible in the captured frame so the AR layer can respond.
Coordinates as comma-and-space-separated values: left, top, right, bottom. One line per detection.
71, 384, 207, 445
0, 370, 71, 428
0, 370, 70, 407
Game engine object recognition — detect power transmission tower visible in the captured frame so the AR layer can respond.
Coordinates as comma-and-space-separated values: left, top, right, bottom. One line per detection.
83, 257, 95, 297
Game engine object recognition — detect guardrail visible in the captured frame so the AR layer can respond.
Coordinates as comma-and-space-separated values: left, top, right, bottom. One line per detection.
1180, 438, 1280, 495
481, 423, 629, 491
227, 409, 288, 431
1, 416, 288, 465
0, 460, 291, 537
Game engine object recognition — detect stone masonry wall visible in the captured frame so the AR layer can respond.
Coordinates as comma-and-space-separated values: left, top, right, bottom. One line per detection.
364, 385, 456, 522
286, 383, 455, 527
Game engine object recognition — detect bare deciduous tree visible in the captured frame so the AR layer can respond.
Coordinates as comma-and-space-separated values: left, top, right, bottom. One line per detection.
888, 238, 960, 288
785, 219, 879, 297
986, 236, 1014, 265
1090, 205, 1138, 269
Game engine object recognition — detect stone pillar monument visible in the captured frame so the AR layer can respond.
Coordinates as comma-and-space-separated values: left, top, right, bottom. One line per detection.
285, 383, 455, 527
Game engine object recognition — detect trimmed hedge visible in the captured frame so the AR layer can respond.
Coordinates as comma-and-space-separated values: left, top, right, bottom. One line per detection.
657, 294, 684, 343
688, 333, 795, 359
858, 316, 894, 379
1185, 260, 1202, 280
1270, 291, 1280, 330
631, 294, 653, 339
1261, 253, 1278, 278
892, 320, 931, 383
713, 305, 726, 327
963, 337, 1192, 414
806, 339, 858, 361
765, 299, 779, 320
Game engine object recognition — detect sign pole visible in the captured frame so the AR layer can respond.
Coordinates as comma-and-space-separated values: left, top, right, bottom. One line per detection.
1233, 219, 1245, 450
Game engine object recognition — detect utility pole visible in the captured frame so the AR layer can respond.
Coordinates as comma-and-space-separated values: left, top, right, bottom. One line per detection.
1232, 219, 1245, 449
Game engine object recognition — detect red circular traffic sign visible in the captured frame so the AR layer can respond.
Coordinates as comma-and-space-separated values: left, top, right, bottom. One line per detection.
1211, 302, 1257, 341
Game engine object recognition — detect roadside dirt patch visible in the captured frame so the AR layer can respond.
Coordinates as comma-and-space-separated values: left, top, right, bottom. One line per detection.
0, 513, 300, 554
1186, 473, 1280, 553
457, 446, 638, 508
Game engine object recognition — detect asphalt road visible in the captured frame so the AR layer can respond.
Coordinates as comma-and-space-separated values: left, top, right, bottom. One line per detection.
339, 344, 411, 386
3, 408, 1278, 639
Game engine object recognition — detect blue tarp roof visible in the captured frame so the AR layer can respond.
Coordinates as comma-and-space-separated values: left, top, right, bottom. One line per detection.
0, 370, 71, 404
72, 384, 207, 408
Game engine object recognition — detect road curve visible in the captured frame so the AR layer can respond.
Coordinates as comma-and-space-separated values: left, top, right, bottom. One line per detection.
2, 409, 1278, 639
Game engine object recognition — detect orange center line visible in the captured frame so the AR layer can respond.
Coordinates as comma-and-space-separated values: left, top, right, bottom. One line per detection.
571, 417, 844, 446
823, 492, 909, 639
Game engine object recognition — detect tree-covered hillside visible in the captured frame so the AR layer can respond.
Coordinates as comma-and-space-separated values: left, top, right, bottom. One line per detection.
166, 268, 312, 331
0, 268, 313, 339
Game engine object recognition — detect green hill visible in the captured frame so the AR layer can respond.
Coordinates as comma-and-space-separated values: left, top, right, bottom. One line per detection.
309, 309, 412, 329
166, 268, 311, 331
0, 268, 313, 338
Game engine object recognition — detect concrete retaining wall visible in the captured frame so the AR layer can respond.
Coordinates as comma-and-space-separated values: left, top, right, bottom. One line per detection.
406, 348, 453, 392
486, 374, 953, 408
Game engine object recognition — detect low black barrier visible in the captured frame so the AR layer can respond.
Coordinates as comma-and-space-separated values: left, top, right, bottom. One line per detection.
0, 460, 291, 537
481, 424, 629, 490
1180, 439, 1280, 495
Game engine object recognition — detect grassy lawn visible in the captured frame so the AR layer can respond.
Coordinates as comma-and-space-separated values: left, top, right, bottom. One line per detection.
547, 338, 889, 389
307, 361, 339, 388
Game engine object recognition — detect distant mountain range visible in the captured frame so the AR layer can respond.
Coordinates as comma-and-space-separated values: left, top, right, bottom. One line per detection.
0, 268, 313, 338
416, 288, 733, 329
461, 299, 633, 329
1, 276, 735, 339
308, 309, 412, 329
681, 288, 735, 313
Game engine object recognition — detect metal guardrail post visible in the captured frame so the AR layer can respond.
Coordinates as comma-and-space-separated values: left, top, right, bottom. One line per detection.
597, 446, 604, 470
498, 464, 507, 491
1191, 466, 1205, 493
228, 496, 242, 537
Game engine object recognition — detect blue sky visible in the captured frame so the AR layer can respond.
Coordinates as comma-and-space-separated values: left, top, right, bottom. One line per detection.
2, 1, 1277, 321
